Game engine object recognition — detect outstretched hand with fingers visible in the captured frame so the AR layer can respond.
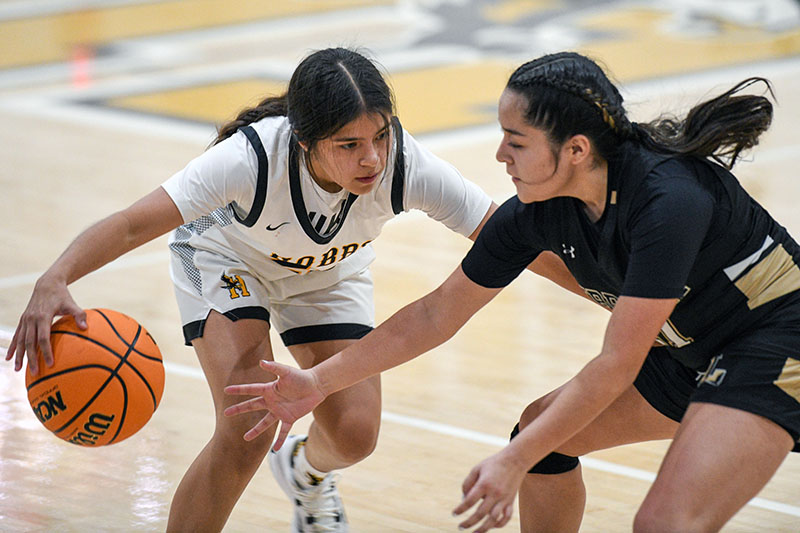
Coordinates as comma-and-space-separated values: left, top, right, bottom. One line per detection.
5, 275, 86, 376
452, 450, 526, 532
224, 359, 327, 449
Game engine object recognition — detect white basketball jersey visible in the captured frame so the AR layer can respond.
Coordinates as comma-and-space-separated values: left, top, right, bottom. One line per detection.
162, 115, 490, 300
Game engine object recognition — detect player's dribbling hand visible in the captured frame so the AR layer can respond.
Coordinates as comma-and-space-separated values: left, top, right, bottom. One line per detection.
224, 360, 327, 450
452, 451, 525, 532
6, 275, 87, 376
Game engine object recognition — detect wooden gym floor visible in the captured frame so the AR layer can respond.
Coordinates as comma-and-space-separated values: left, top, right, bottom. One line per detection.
1, 1, 799, 531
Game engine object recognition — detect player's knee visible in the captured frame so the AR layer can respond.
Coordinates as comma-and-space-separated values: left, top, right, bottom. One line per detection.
514, 392, 580, 475
510, 423, 581, 475
329, 417, 380, 462
519, 395, 550, 428
215, 418, 274, 460
519, 390, 563, 430
634, 499, 707, 533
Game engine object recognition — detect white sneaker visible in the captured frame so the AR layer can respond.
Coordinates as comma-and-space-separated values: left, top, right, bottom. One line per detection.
269, 435, 349, 532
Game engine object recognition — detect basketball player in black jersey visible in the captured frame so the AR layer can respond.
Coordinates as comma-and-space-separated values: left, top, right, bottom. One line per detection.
224, 52, 800, 532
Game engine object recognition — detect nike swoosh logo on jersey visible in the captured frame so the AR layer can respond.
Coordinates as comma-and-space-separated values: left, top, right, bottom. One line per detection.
266, 222, 290, 231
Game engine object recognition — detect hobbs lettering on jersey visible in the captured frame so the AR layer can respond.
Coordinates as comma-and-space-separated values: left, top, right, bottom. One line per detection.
581, 284, 694, 349
269, 240, 372, 274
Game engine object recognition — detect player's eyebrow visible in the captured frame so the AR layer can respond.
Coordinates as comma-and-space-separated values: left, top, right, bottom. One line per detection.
502, 127, 526, 137
332, 124, 389, 143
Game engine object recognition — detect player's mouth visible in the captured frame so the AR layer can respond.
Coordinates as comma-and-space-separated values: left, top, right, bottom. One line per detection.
355, 173, 379, 184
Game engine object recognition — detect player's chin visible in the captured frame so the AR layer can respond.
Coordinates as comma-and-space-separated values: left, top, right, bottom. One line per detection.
514, 185, 538, 204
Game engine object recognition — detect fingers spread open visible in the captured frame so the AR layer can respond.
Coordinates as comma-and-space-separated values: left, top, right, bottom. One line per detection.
224, 383, 268, 396
223, 396, 266, 417
271, 420, 293, 451
243, 413, 278, 441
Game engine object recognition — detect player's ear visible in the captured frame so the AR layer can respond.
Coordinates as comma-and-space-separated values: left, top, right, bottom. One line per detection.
295, 133, 309, 152
566, 134, 592, 165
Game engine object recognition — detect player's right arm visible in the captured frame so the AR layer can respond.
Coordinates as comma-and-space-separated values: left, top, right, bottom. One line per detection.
6, 187, 183, 375
225, 265, 501, 446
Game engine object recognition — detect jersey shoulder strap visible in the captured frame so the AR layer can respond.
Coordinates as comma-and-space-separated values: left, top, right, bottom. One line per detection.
234, 125, 269, 227
390, 116, 406, 215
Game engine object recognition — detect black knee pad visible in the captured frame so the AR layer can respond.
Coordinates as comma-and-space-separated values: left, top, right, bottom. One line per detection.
510, 423, 580, 475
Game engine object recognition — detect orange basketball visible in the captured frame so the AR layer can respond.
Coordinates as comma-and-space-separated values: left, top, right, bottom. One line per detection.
25, 308, 165, 447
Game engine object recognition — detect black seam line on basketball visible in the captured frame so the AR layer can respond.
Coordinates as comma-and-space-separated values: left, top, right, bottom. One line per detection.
135, 331, 162, 363
26, 364, 119, 390
54, 329, 161, 363
50, 326, 141, 442
96, 309, 162, 364
106, 325, 140, 444
50, 365, 124, 435
95, 310, 160, 408
50, 329, 159, 410
37, 365, 128, 444
108, 373, 129, 444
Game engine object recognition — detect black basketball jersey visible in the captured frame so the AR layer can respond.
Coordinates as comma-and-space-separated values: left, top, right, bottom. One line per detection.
462, 142, 800, 369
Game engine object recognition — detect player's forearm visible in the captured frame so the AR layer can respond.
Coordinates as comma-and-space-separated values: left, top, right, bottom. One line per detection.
504, 351, 636, 470
42, 213, 138, 285
42, 187, 182, 286
313, 292, 459, 396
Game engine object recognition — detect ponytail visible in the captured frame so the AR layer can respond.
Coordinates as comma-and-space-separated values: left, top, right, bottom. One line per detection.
212, 94, 288, 146
633, 77, 774, 169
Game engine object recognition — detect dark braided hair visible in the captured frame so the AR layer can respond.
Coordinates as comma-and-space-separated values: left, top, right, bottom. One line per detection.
507, 52, 773, 169
213, 48, 395, 148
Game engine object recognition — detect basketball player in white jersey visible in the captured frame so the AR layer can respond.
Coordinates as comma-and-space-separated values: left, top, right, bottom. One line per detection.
6, 47, 577, 532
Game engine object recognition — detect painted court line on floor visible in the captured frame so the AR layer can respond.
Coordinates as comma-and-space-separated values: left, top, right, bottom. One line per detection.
2, 327, 795, 519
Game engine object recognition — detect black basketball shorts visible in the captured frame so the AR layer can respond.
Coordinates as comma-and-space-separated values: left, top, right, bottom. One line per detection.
634, 325, 800, 453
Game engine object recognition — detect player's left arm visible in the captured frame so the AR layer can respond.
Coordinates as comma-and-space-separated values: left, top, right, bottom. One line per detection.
454, 295, 677, 531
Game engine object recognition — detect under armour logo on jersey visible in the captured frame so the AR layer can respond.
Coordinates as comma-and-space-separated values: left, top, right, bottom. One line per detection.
562, 244, 576, 259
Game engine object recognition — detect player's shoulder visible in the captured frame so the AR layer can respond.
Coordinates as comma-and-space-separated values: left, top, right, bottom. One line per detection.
246, 115, 293, 152
493, 195, 544, 227
616, 144, 709, 202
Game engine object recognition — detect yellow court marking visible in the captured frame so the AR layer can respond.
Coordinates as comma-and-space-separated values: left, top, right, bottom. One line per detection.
577, 7, 800, 81
106, 62, 513, 135
108, 80, 288, 126
482, 0, 558, 23
94, 4, 800, 135
1, 0, 389, 70
389, 62, 511, 133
